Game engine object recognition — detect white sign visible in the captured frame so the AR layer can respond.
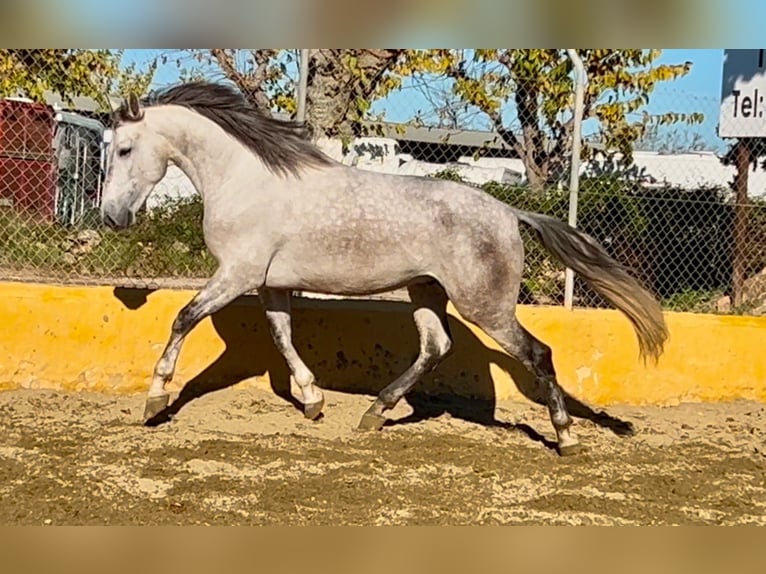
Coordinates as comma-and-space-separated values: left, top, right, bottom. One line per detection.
720, 49, 766, 138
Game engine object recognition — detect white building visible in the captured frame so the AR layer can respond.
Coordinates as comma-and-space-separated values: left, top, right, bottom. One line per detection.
147, 125, 766, 211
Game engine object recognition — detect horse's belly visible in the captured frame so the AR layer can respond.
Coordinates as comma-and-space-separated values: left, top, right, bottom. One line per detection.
263, 247, 425, 295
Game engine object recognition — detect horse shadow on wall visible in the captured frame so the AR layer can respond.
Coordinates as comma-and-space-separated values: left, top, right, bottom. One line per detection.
112, 287, 635, 452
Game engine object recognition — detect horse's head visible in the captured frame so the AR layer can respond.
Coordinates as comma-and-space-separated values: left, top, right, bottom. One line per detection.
101, 93, 171, 230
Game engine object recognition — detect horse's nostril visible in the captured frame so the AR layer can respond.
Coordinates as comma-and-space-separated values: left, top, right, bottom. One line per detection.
103, 213, 118, 229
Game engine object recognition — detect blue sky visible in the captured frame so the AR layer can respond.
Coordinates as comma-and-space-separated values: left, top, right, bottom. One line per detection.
122, 49, 730, 152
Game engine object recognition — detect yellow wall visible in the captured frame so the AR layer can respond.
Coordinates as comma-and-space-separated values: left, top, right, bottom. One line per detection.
1, 281, 765, 406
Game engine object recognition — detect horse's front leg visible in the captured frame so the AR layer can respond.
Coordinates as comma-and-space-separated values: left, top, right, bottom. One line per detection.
259, 287, 324, 420
143, 267, 254, 424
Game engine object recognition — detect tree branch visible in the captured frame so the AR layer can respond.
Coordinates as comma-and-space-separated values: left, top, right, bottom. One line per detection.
443, 54, 525, 156
209, 48, 273, 111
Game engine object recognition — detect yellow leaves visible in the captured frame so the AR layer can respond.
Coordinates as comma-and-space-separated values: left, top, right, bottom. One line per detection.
473, 49, 499, 63
114, 58, 157, 99
396, 49, 456, 76
346, 54, 359, 73
141, 48, 703, 168
650, 63, 693, 83
0, 49, 149, 111
595, 102, 625, 123
372, 75, 403, 101
343, 52, 367, 84
272, 93, 297, 115
624, 92, 650, 114
653, 111, 705, 126
452, 76, 501, 115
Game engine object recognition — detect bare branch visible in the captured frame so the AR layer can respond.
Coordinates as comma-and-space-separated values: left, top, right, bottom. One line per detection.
209, 48, 272, 111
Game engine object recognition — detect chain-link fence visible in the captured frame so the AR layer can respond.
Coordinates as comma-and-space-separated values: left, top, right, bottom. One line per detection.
2, 49, 766, 316
0, 95, 214, 289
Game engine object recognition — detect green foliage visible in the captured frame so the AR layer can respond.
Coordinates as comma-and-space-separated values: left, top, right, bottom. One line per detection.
2, 170, 763, 316
429, 167, 464, 182
133, 195, 209, 254
0, 49, 116, 107
663, 289, 725, 313
0, 195, 215, 280
427, 168, 762, 313
158, 49, 297, 114
95, 195, 216, 278
433, 49, 701, 189
0, 49, 156, 109
112, 55, 157, 99
634, 124, 718, 154
160, 49, 698, 184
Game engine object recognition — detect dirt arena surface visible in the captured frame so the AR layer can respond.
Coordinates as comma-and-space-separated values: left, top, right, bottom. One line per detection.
1, 386, 765, 525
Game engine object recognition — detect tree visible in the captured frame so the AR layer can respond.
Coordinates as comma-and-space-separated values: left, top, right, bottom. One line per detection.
304, 49, 407, 143
165, 50, 409, 140
158, 49, 298, 115
158, 49, 702, 179
163, 49, 411, 145
718, 137, 766, 307
411, 74, 481, 130
0, 49, 155, 109
113, 56, 156, 100
433, 49, 703, 190
633, 124, 718, 154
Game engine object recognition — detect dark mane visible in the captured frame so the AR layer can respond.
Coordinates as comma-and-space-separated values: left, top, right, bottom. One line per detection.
116, 81, 335, 177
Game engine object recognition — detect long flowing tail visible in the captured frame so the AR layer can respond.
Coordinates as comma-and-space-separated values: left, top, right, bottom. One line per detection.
513, 209, 668, 365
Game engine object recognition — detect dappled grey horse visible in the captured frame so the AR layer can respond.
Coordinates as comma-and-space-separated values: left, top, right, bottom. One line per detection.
101, 81, 668, 456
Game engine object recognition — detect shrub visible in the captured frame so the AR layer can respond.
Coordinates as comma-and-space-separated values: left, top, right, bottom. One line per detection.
3, 170, 766, 314
428, 168, 766, 312
0, 193, 215, 280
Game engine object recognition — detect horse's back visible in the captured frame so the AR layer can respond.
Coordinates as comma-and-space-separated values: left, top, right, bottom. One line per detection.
243, 163, 526, 295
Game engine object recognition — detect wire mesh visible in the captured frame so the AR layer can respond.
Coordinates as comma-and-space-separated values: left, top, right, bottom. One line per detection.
2, 49, 766, 315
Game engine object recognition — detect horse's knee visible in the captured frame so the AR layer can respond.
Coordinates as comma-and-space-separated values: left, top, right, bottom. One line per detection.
172, 307, 196, 334
430, 332, 452, 361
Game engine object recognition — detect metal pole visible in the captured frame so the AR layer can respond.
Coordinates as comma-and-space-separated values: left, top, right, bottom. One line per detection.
732, 140, 750, 308
564, 48, 586, 310
296, 49, 309, 123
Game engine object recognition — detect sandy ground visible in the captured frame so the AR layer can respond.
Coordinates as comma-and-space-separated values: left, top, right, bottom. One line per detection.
1, 386, 765, 525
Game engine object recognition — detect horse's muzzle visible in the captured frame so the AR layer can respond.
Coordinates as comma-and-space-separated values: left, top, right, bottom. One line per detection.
102, 205, 133, 230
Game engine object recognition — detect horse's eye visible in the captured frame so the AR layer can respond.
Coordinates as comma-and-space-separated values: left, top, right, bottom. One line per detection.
118, 147, 132, 158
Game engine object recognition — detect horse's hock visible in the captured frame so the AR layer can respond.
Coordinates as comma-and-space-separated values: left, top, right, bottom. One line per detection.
1, 281, 765, 407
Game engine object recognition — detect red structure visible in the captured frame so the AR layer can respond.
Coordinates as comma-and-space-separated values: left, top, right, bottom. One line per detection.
0, 99, 58, 222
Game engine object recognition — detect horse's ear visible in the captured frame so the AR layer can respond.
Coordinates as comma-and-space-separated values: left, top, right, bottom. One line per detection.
126, 93, 144, 121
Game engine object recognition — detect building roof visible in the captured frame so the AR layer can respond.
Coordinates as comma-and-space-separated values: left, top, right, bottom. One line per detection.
41, 91, 122, 112
359, 120, 515, 151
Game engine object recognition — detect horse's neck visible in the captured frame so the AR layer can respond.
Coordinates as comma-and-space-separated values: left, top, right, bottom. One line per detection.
148, 106, 259, 199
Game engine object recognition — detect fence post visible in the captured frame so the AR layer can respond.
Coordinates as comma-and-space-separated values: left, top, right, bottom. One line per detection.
731, 139, 751, 308
564, 49, 586, 310
296, 49, 309, 123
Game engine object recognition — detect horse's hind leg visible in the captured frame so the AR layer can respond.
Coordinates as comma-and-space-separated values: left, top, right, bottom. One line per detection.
466, 309, 582, 456
504, 319, 581, 456
444, 225, 583, 456
259, 287, 324, 420
358, 279, 453, 431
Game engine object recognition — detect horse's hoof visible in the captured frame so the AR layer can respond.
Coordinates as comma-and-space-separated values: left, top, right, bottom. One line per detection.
558, 442, 586, 457
357, 412, 386, 432
143, 394, 170, 424
304, 398, 324, 421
